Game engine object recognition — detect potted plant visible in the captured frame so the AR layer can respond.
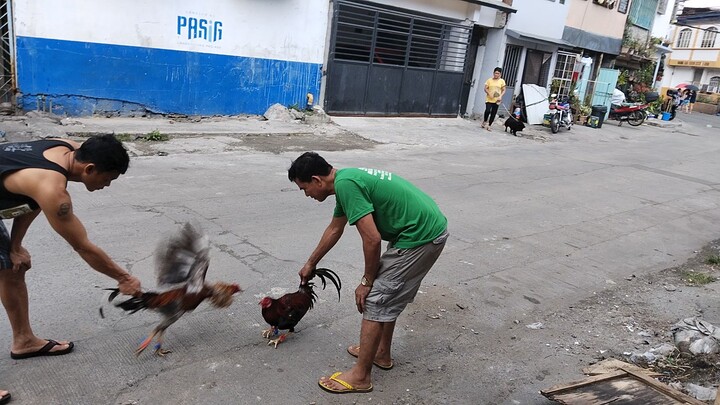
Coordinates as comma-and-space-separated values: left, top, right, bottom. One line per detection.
577, 104, 591, 125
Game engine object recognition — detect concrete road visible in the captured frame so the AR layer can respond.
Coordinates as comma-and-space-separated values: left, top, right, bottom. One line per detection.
0, 111, 719, 404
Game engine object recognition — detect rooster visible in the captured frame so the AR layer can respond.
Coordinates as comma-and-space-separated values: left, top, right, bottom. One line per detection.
106, 222, 242, 356
259, 268, 341, 348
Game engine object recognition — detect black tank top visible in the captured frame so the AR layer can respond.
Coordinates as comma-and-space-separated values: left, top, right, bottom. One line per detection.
0, 140, 73, 218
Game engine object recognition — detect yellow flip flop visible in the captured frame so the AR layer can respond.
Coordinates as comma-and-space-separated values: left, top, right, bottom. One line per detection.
346, 345, 394, 370
318, 372, 373, 394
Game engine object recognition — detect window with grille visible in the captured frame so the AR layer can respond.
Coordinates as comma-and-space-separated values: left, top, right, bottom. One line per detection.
552, 51, 580, 98
701, 27, 718, 48
676, 28, 692, 48
0, 0, 14, 103
502, 45, 522, 87
629, 0, 659, 29
332, 2, 470, 72
617, 0, 629, 13
710, 76, 720, 92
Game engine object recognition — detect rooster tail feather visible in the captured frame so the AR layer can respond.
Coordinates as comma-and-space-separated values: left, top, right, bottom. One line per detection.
111, 292, 158, 314
314, 268, 342, 301
104, 288, 121, 303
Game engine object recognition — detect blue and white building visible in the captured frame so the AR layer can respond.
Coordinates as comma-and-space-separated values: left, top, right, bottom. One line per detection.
3, 0, 516, 117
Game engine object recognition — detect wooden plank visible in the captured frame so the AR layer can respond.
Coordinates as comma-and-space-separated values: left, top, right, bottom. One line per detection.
547, 377, 687, 404
541, 371, 628, 395
620, 368, 707, 405
583, 359, 662, 377
542, 368, 707, 405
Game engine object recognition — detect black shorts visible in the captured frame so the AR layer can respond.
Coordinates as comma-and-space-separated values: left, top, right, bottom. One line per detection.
0, 221, 13, 269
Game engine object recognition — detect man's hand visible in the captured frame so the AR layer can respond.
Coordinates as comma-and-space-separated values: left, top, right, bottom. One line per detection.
118, 273, 141, 296
355, 284, 371, 313
10, 246, 32, 273
299, 263, 315, 285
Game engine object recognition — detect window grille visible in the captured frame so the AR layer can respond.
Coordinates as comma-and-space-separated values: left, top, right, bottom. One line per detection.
617, 0, 629, 13
709, 76, 720, 92
502, 45, 522, 87
552, 51, 581, 98
0, 0, 14, 103
701, 27, 717, 48
629, 0, 659, 30
332, 2, 470, 72
676, 28, 692, 48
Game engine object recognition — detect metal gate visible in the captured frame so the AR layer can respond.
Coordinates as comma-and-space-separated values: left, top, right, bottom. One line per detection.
325, 0, 472, 116
501, 44, 522, 108
0, 0, 14, 104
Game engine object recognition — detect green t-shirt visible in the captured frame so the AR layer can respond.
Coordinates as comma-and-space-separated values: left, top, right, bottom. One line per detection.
333, 168, 447, 249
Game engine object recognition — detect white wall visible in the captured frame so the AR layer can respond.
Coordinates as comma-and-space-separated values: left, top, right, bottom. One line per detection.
664, 66, 695, 87
381, 0, 476, 20
14, 0, 329, 63
652, 0, 677, 40
470, 28, 507, 116
506, 0, 568, 39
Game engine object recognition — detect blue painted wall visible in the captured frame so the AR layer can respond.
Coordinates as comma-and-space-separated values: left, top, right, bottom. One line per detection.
16, 37, 322, 116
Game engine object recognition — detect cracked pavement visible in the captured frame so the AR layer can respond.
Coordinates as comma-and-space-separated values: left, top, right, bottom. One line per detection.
0, 111, 719, 404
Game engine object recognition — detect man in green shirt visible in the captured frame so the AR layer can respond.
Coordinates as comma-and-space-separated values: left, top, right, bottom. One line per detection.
288, 152, 448, 394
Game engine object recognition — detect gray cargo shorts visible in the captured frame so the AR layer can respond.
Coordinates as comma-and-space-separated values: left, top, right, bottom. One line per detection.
364, 230, 448, 322
0, 221, 12, 269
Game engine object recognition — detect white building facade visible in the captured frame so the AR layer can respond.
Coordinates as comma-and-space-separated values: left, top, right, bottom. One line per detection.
6, 0, 516, 117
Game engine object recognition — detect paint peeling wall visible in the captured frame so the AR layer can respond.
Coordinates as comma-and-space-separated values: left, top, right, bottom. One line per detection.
14, 0, 329, 116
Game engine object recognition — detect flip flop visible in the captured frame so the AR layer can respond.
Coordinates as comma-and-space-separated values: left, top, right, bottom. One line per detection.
318, 372, 373, 394
10, 340, 74, 360
346, 345, 394, 370
0, 390, 10, 405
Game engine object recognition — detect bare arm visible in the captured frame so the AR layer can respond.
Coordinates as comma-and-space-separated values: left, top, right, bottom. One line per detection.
299, 215, 348, 284
8, 209, 41, 272
8, 170, 140, 294
353, 213, 382, 313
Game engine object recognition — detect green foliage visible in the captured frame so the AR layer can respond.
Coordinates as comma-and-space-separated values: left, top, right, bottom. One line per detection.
617, 70, 629, 86
144, 129, 169, 142
114, 133, 135, 142
697, 93, 719, 104
707, 254, 720, 265
288, 103, 301, 111
681, 270, 717, 285
579, 104, 591, 116
550, 79, 561, 96
647, 100, 663, 115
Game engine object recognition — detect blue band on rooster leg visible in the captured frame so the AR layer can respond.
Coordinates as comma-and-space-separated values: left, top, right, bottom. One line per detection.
273, 327, 279, 336
154, 343, 162, 351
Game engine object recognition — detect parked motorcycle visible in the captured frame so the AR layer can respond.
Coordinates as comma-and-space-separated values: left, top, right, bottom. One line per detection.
548, 94, 572, 133
608, 103, 648, 126
661, 89, 681, 121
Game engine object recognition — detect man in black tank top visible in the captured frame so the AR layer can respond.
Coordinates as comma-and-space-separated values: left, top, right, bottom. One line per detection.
0, 134, 142, 384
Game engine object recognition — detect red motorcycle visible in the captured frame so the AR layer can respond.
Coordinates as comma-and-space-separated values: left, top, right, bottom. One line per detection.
608, 103, 648, 126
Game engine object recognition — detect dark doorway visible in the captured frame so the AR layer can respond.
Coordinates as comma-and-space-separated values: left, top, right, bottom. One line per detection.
460, 26, 484, 116
522, 49, 553, 87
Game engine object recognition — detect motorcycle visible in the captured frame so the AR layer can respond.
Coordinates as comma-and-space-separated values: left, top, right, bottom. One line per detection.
661, 89, 681, 121
608, 103, 648, 126
547, 94, 572, 134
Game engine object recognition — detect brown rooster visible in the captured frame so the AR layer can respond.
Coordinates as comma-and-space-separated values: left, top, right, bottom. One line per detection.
260, 267, 341, 348
106, 222, 242, 356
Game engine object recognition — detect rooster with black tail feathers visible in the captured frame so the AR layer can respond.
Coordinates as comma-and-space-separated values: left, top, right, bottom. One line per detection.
259, 268, 342, 348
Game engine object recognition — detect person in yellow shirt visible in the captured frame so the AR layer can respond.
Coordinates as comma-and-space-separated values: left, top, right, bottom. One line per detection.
481, 67, 506, 131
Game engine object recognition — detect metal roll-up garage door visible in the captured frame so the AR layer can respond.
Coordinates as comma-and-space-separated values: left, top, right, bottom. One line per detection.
325, 0, 472, 116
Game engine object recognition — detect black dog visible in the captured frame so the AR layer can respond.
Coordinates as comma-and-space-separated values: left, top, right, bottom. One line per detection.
504, 116, 525, 136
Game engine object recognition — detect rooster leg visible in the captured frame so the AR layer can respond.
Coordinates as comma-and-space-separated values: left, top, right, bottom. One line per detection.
267, 332, 291, 349
135, 329, 159, 356
153, 330, 172, 356
261, 326, 279, 339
